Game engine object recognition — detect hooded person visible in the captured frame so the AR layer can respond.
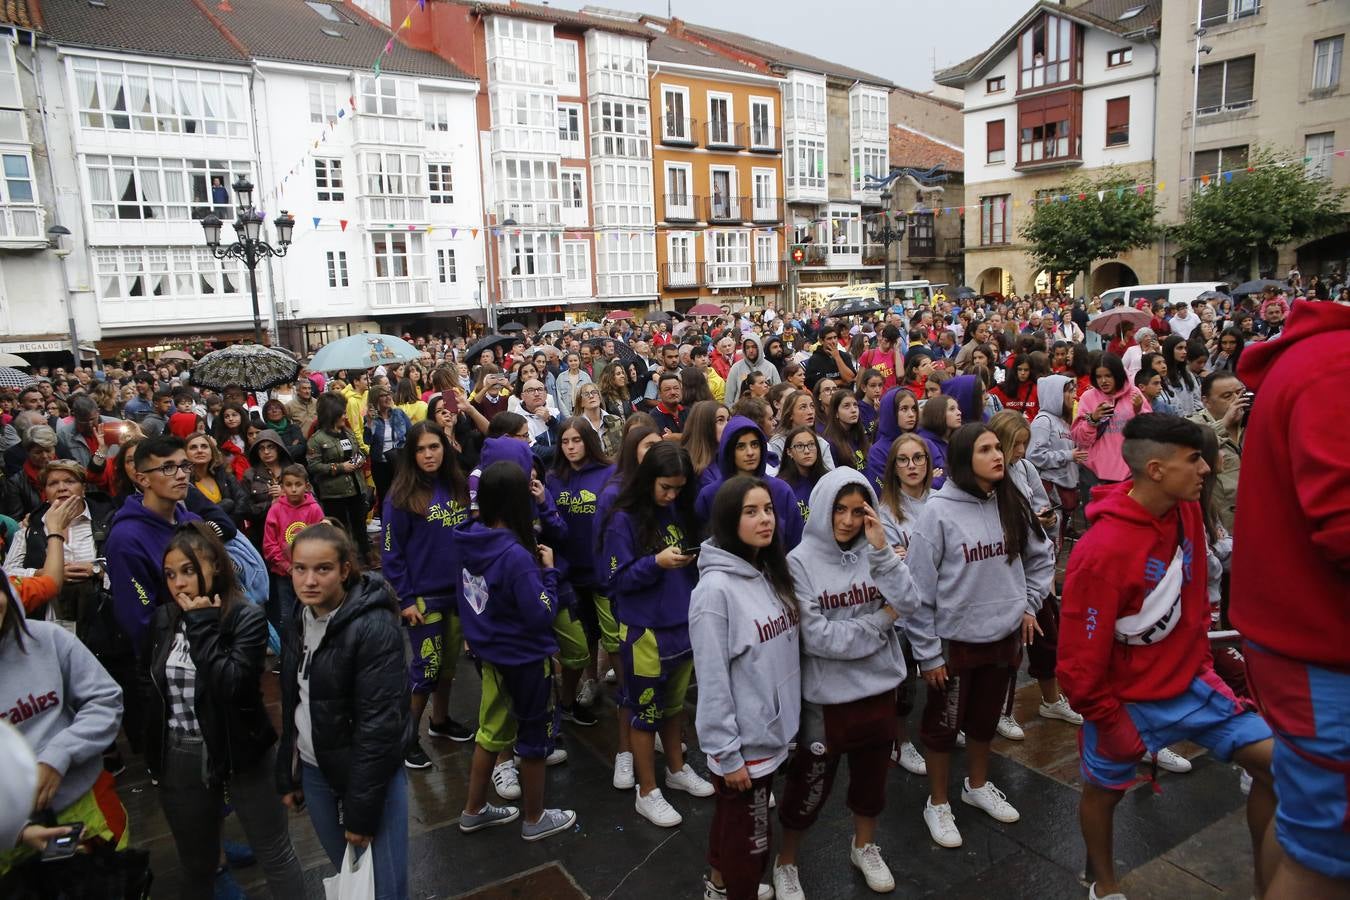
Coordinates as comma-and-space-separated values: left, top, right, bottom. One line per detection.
943, 374, 985, 426
762, 336, 788, 377
725, 334, 780, 407
1028, 374, 1082, 534
241, 429, 290, 540
773, 467, 917, 893
864, 387, 910, 496
695, 416, 804, 551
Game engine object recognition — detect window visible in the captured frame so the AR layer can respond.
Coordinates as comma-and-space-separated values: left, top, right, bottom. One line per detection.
561, 168, 585, 209
85, 155, 253, 221
555, 39, 579, 93
664, 163, 692, 219
72, 58, 249, 137
830, 209, 860, 255
0, 40, 22, 112
754, 232, 778, 281
986, 119, 1005, 164
707, 94, 733, 146
1018, 93, 1080, 163
666, 232, 694, 285
423, 93, 451, 131
851, 145, 887, 193
849, 90, 887, 137
1192, 144, 1249, 180
370, 232, 424, 279
558, 104, 581, 145
425, 163, 453, 204
2, 154, 34, 203
1019, 13, 1078, 91
1107, 47, 1133, 68
590, 98, 650, 158
364, 151, 422, 197
326, 251, 349, 287
980, 195, 1009, 245
1105, 97, 1130, 146
750, 97, 774, 148
661, 85, 690, 142
752, 169, 777, 219
501, 232, 564, 302
705, 230, 750, 285
786, 138, 826, 192
592, 160, 653, 227
1313, 36, 1343, 91
908, 213, 935, 256
436, 248, 456, 283
94, 246, 242, 301
563, 240, 590, 288
596, 231, 656, 297
359, 74, 415, 118
585, 32, 647, 99
1199, 0, 1259, 27
486, 17, 556, 87
1305, 132, 1335, 179
314, 158, 344, 202
783, 76, 826, 128
987, 76, 1005, 93
494, 156, 561, 224
1197, 56, 1255, 114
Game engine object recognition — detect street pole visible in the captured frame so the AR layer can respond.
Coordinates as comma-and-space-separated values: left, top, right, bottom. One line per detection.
245, 242, 263, 345
200, 180, 293, 346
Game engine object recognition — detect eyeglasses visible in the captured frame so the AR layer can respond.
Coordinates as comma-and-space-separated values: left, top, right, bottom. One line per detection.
896, 454, 928, 467
523, 386, 546, 393
139, 460, 194, 477
789, 442, 817, 453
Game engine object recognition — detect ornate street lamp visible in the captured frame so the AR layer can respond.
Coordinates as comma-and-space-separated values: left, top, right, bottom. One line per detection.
200, 178, 293, 344
866, 189, 908, 310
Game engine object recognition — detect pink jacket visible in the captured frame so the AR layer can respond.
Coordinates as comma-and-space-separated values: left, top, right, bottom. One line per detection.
1070, 385, 1151, 482
262, 492, 325, 575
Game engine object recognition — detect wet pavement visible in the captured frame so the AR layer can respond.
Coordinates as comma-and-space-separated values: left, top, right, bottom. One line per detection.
115, 659, 1258, 899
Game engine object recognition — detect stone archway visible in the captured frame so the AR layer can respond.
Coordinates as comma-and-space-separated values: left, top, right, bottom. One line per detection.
1091, 261, 1139, 295
975, 267, 1006, 295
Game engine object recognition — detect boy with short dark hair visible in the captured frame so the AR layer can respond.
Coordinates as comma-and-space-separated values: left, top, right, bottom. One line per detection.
1058, 414, 1276, 900
262, 464, 324, 637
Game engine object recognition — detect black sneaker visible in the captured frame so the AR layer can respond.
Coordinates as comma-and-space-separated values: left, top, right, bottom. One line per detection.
561, 704, 598, 727
404, 741, 433, 770
427, 717, 475, 742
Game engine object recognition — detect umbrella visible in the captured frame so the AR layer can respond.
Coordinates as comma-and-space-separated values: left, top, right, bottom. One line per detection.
0, 352, 28, 367
190, 344, 300, 392
463, 333, 516, 366
644, 311, 673, 325
605, 310, 634, 320
573, 321, 603, 330
954, 286, 978, 299
157, 349, 196, 363
1231, 279, 1284, 297
1086, 306, 1151, 336
537, 320, 567, 334
0, 366, 36, 389
687, 303, 723, 317
584, 337, 638, 366
829, 297, 889, 317
307, 333, 420, 373
499, 321, 527, 333
1195, 290, 1230, 303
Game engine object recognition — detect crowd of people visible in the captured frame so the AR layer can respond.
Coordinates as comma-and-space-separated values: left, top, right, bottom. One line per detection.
0, 277, 1345, 900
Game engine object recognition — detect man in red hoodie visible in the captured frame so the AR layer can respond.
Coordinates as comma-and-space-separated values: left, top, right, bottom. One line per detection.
1230, 299, 1350, 898
1059, 414, 1275, 900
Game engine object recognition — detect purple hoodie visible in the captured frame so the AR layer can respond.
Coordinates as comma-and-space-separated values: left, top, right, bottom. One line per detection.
547, 461, 614, 587
468, 435, 535, 507
456, 521, 559, 666
864, 386, 908, 496
602, 502, 697, 631
381, 481, 470, 608
695, 416, 805, 549
105, 496, 202, 650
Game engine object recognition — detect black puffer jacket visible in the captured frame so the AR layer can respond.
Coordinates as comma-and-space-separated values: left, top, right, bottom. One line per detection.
275, 573, 408, 836
144, 600, 275, 784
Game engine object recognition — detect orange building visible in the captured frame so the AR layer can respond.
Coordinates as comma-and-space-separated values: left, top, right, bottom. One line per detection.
648, 30, 786, 312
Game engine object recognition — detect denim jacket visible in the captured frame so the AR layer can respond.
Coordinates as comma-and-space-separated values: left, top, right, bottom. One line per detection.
364, 408, 411, 460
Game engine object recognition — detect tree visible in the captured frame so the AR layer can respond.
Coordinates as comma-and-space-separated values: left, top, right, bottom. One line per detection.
1018, 167, 1159, 287
1174, 146, 1349, 279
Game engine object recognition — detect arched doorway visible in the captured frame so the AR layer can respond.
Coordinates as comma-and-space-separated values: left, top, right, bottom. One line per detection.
1091, 262, 1139, 295
975, 267, 1006, 295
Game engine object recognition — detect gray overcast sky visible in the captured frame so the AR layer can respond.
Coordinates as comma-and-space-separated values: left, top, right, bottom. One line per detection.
558, 0, 1017, 92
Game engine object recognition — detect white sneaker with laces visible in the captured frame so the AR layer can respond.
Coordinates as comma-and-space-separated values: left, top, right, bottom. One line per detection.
612, 751, 635, 790
1088, 882, 1128, 900
961, 778, 1020, 823
666, 764, 715, 798
849, 841, 895, 893
996, 714, 1026, 740
653, 733, 688, 755
773, 857, 804, 900
923, 798, 963, 848
955, 731, 967, 748
603, 667, 617, 684
491, 761, 521, 800
1144, 746, 1193, 774
576, 677, 599, 707
1239, 769, 1253, 795
1039, 695, 1085, 725
891, 741, 927, 775
634, 787, 682, 827
701, 879, 773, 900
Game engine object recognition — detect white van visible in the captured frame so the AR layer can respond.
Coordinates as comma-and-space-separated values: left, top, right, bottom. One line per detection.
828, 280, 946, 309
1098, 282, 1229, 310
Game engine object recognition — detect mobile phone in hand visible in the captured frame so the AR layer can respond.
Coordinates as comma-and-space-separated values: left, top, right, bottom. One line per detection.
41, 822, 83, 861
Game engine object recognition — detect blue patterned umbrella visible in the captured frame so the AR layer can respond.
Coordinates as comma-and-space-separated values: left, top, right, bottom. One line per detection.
190, 344, 300, 392
307, 333, 420, 373
0, 366, 37, 390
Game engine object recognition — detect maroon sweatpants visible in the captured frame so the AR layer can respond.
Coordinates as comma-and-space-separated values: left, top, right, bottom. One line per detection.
708, 773, 774, 900
922, 634, 1020, 752
778, 696, 894, 830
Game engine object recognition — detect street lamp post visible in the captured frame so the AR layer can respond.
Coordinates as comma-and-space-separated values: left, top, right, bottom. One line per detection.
46, 224, 79, 370
199, 179, 294, 344
474, 264, 486, 335
867, 190, 908, 311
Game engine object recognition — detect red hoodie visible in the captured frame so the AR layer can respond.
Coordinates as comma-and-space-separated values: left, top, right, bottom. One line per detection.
1230, 300, 1350, 668
1058, 483, 1210, 755
262, 491, 325, 575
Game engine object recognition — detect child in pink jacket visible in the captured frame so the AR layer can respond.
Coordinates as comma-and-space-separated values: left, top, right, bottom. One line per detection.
262, 464, 325, 629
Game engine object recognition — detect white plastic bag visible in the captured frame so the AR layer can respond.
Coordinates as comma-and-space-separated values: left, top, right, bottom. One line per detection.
323, 843, 375, 900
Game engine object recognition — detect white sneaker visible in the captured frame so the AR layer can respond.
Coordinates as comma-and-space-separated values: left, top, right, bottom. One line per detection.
923, 798, 963, 848
1088, 883, 1128, 900
603, 667, 617, 684
891, 741, 927, 775
1039, 695, 1084, 725
634, 787, 682, 827
653, 733, 688, 755
955, 731, 967, 748
701, 879, 773, 900
849, 841, 895, 893
514, 747, 568, 767
773, 857, 804, 900
768, 791, 776, 809
1239, 768, 1253, 795
577, 677, 599, 707
1145, 747, 1192, 774
996, 714, 1026, 740
491, 761, 521, 800
961, 778, 1020, 823
613, 751, 635, 790
666, 764, 714, 798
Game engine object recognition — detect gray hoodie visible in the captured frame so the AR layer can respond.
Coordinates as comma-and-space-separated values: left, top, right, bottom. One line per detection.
880, 488, 930, 550
690, 541, 801, 778
787, 467, 917, 705
0, 613, 123, 812
1028, 374, 1078, 488
724, 333, 781, 406
904, 479, 1056, 671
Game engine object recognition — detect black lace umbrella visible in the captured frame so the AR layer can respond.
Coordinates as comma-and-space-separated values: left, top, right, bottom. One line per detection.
190, 344, 301, 392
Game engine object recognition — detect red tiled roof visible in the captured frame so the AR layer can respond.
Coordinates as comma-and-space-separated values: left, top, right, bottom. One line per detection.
890, 124, 963, 174
443, 0, 653, 39
0, 0, 41, 29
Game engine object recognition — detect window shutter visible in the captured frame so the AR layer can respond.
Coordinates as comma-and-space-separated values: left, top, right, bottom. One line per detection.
1106, 97, 1130, 145
1199, 0, 1228, 24
1196, 63, 1224, 110
987, 119, 1005, 162
1225, 56, 1255, 104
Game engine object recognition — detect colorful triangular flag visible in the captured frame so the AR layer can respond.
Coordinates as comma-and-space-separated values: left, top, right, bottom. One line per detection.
312, 216, 320, 228
339, 219, 349, 231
